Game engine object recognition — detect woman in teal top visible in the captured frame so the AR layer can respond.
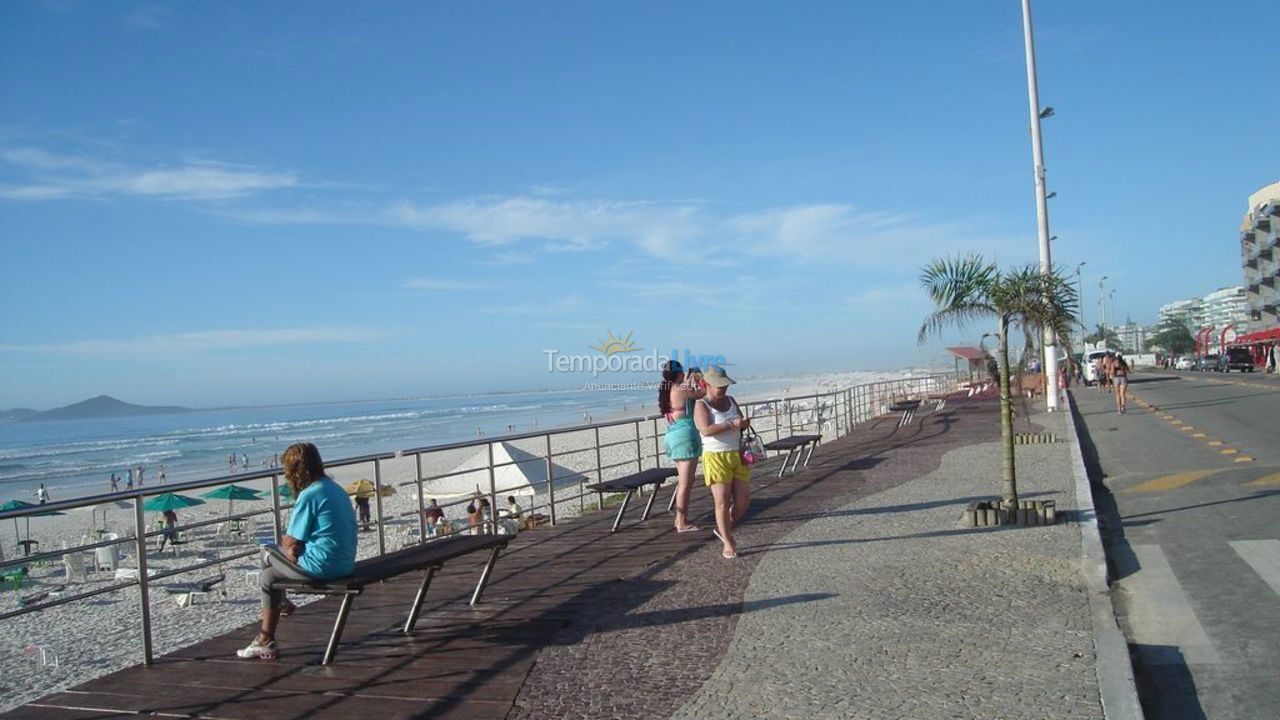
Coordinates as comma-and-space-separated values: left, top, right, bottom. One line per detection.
659, 360, 706, 533
237, 442, 357, 660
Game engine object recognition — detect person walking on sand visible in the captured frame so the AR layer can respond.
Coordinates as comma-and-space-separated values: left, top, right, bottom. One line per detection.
1112, 353, 1131, 414
110, 473, 119, 493
659, 360, 705, 534
694, 366, 751, 559
35, 483, 49, 504
237, 442, 357, 660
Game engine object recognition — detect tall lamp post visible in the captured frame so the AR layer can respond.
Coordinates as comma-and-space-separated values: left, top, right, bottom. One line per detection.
1097, 276, 1108, 347
1075, 261, 1087, 347
1021, 0, 1059, 410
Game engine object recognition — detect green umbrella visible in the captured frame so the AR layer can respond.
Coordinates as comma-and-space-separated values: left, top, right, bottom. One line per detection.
200, 485, 260, 515
1, 499, 66, 548
141, 493, 206, 513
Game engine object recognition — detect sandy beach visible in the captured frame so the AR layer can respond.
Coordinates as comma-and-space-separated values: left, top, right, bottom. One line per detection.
0, 368, 932, 711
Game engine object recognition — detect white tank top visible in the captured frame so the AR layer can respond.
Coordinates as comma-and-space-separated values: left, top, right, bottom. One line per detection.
700, 397, 741, 453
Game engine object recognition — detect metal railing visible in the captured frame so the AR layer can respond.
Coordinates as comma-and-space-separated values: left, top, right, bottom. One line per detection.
0, 371, 963, 665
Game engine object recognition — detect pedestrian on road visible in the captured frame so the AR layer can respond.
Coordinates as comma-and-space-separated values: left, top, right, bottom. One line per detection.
694, 365, 751, 559
1112, 353, 1130, 414
659, 359, 706, 534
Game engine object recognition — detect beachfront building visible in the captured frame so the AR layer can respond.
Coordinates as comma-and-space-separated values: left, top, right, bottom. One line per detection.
1242, 181, 1280, 330
1158, 298, 1203, 329
1200, 286, 1249, 331
1114, 320, 1151, 353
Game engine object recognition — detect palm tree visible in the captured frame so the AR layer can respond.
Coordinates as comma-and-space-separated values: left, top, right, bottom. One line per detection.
918, 255, 1078, 509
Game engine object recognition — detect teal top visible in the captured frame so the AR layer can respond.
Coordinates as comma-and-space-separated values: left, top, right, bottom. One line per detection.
286, 476, 357, 579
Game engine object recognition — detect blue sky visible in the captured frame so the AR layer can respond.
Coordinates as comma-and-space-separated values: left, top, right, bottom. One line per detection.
1, 1, 1276, 408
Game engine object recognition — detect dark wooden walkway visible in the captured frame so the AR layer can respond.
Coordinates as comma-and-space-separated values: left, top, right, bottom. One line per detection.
2, 396, 994, 720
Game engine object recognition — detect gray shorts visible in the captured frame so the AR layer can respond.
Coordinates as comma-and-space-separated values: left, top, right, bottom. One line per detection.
1114, 375, 1128, 386
259, 544, 312, 611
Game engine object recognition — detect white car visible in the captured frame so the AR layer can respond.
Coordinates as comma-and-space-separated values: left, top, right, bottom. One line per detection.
1082, 349, 1116, 385
1174, 356, 1195, 371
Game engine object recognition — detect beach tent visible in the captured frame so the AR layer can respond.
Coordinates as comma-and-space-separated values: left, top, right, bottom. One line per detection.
344, 479, 395, 498
1, 499, 66, 548
142, 493, 205, 513
423, 442, 585, 499
201, 485, 261, 515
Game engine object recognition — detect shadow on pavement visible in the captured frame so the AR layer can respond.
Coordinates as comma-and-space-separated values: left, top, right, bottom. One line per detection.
1130, 644, 1209, 720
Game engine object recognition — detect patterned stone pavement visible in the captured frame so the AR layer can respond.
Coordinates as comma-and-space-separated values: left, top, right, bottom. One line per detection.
510, 397, 1103, 720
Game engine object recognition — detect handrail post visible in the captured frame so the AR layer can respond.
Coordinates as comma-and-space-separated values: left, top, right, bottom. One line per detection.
593, 426, 603, 511
652, 417, 662, 469
486, 443, 498, 534
415, 452, 427, 542
544, 434, 556, 526
373, 459, 386, 556
270, 473, 282, 544
132, 496, 154, 665
634, 420, 643, 473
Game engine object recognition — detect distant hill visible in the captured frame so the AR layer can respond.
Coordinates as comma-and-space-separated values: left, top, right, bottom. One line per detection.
6, 395, 191, 422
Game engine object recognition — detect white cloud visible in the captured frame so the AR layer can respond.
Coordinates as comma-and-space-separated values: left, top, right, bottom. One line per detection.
480, 295, 586, 316
0, 147, 297, 201
402, 278, 488, 291
0, 328, 380, 355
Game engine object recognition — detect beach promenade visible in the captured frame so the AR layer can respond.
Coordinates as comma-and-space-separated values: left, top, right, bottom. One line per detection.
2, 391, 1117, 720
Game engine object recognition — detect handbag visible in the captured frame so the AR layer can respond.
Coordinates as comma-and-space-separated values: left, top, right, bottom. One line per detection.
730, 397, 765, 464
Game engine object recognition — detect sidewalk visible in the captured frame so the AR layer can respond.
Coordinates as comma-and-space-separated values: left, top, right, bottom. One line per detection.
3, 394, 1111, 720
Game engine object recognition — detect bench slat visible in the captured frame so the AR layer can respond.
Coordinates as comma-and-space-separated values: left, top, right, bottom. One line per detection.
272, 535, 508, 593
586, 467, 676, 493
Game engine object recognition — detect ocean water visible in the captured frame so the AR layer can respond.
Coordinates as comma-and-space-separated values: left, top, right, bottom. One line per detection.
0, 380, 783, 501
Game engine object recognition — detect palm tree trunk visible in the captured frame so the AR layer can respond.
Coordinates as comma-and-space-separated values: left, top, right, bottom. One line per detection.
998, 314, 1018, 509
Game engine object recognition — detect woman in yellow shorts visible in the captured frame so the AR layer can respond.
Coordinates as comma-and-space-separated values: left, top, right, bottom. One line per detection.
694, 366, 751, 559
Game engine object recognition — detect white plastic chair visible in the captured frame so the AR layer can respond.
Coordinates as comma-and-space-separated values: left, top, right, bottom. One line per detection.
63, 552, 89, 584
94, 533, 121, 572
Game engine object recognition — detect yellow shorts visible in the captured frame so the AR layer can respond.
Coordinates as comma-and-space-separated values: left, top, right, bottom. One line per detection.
702, 450, 750, 486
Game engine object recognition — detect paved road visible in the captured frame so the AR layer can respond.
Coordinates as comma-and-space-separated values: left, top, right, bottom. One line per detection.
1070, 372, 1280, 720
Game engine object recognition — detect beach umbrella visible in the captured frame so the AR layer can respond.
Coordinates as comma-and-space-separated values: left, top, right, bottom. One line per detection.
200, 485, 261, 515
1, 499, 66, 547
141, 493, 205, 513
344, 479, 395, 498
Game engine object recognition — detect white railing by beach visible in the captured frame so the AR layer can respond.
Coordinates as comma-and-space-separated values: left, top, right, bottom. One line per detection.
0, 371, 964, 666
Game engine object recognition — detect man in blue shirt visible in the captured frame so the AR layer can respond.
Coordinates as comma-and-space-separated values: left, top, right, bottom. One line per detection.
238, 443, 357, 660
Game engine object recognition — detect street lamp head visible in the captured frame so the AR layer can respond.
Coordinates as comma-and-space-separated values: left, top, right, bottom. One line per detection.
1045, 191, 1057, 199
1076, 261, 1087, 271
1049, 235, 1059, 243
1039, 106, 1055, 119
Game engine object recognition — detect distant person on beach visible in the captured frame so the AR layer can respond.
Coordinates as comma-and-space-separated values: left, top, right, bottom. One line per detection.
424, 498, 444, 525
659, 360, 706, 534
694, 366, 751, 559
466, 501, 483, 535
136, 466, 145, 486
110, 474, 119, 493
35, 484, 49, 504
157, 509, 179, 551
237, 442, 357, 661
125, 473, 134, 491
353, 483, 372, 530
505, 496, 522, 520
158, 467, 166, 484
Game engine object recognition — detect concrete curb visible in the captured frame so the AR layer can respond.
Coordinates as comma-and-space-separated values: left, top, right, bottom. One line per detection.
1063, 391, 1145, 720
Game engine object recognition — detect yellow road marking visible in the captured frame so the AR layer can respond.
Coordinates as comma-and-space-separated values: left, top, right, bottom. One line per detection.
1235, 456, 1255, 463
1207, 441, 1223, 446
1220, 448, 1238, 455
1191, 433, 1207, 438
1247, 473, 1280, 486
1125, 469, 1228, 493
1181, 426, 1196, 432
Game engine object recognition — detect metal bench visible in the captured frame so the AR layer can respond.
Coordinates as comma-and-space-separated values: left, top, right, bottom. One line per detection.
587, 467, 678, 532
888, 399, 922, 427
763, 434, 823, 477
269, 534, 508, 664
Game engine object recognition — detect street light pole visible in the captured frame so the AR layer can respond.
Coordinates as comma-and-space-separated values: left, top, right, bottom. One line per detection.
1021, 0, 1059, 411
1075, 261, 1087, 346
1097, 276, 1108, 347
